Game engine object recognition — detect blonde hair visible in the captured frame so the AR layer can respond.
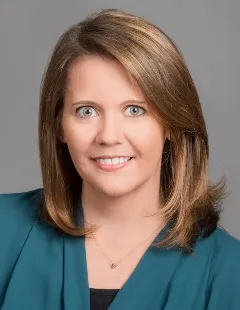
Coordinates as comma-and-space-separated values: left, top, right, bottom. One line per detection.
38, 8, 228, 252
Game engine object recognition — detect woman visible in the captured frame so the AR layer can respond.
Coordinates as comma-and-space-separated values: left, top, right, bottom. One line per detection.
0, 8, 239, 310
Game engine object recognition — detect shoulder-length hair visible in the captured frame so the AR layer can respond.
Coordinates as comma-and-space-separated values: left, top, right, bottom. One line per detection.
38, 8, 228, 252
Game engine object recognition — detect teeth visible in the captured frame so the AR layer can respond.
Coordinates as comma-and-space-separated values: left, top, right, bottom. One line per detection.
95, 157, 130, 165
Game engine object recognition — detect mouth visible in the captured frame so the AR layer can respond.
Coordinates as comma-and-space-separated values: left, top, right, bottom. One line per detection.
91, 157, 134, 171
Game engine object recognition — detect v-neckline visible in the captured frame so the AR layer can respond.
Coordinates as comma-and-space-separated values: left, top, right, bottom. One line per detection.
62, 195, 181, 310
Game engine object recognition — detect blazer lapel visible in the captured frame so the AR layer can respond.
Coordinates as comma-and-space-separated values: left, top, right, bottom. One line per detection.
63, 234, 90, 310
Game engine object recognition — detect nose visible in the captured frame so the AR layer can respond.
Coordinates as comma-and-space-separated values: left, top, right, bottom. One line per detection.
95, 114, 124, 145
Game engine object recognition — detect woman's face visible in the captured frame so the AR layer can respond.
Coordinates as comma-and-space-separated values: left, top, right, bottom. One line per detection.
62, 55, 169, 198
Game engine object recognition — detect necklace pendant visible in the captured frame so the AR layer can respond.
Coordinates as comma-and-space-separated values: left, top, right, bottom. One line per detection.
110, 263, 117, 269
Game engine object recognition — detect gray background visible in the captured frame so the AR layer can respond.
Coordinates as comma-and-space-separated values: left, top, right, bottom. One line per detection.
0, 1, 239, 238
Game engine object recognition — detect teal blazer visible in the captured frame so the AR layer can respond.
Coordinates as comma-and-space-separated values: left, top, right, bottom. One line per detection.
0, 188, 240, 309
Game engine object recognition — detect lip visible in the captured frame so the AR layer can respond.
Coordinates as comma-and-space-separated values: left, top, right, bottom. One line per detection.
93, 155, 133, 160
92, 157, 133, 172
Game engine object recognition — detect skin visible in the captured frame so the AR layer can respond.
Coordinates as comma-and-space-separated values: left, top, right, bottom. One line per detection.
61, 55, 169, 241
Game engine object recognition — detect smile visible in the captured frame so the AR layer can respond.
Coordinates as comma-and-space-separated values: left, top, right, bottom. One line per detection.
92, 157, 133, 171
95, 157, 131, 165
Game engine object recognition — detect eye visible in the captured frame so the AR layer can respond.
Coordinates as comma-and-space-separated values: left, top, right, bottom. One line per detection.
125, 105, 146, 117
75, 106, 97, 118
75, 105, 146, 118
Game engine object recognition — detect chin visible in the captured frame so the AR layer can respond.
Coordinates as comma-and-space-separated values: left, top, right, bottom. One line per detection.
80, 169, 146, 198
87, 177, 140, 198
96, 184, 134, 198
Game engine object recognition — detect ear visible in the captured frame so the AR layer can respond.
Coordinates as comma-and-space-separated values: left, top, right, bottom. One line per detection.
165, 129, 171, 141
59, 135, 65, 142
58, 126, 66, 143
58, 133, 66, 143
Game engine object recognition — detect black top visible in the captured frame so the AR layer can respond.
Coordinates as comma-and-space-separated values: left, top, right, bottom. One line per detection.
90, 288, 120, 310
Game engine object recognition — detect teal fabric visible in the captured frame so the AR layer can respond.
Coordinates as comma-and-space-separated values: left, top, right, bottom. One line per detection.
0, 188, 240, 309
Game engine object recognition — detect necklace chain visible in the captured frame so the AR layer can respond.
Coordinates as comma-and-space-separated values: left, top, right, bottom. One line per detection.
91, 223, 162, 269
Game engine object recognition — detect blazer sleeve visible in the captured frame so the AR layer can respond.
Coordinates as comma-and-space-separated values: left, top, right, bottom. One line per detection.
206, 228, 240, 309
0, 188, 43, 305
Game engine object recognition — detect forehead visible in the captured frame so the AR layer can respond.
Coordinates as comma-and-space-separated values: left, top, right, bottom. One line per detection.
65, 55, 145, 104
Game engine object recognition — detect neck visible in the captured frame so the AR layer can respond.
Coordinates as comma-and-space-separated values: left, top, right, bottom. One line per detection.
80, 177, 164, 232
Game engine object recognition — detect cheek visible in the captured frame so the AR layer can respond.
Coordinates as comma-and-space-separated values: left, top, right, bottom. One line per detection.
133, 122, 165, 158
63, 123, 89, 159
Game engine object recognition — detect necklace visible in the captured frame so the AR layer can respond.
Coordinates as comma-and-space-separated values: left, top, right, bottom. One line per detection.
91, 223, 163, 269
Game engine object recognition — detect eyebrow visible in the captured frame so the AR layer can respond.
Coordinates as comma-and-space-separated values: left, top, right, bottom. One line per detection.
72, 99, 146, 108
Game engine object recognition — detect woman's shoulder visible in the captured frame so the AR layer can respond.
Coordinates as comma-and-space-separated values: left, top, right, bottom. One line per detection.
0, 188, 45, 306
197, 225, 240, 268
0, 187, 43, 202
0, 188, 44, 244
0, 187, 43, 222
194, 226, 240, 308
207, 226, 240, 261
215, 225, 240, 246
210, 226, 240, 279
